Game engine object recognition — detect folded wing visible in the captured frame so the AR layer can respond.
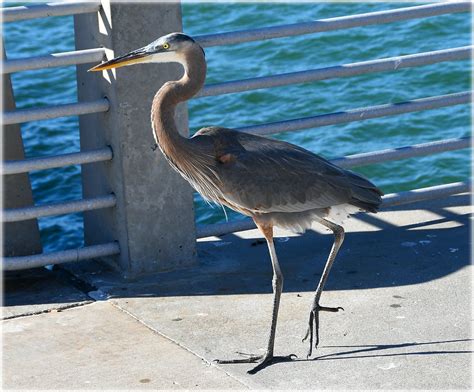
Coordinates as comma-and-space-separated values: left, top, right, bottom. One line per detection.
195, 128, 383, 214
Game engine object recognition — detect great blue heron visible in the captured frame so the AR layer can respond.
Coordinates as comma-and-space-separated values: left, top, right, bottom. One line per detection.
90, 32, 383, 373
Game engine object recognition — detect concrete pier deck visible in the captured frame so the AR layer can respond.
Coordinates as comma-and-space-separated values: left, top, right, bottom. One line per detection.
3, 194, 472, 389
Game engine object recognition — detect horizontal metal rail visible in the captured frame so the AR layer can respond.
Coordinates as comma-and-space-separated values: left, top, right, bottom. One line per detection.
3, 242, 120, 271
2, 1, 100, 23
332, 137, 471, 169
196, 181, 470, 238
2, 147, 113, 175
3, 98, 109, 125
3, 48, 105, 74
197, 219, 256, 239
196, 2, 471, 47
382, 181, 470, 207
197, 46, 472, 98
3, 194, 116, 223
238, 91, 471, 136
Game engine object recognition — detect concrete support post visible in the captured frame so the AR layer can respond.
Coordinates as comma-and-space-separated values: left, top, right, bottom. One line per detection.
2, 45, 43, 257
74, 1, 196, 278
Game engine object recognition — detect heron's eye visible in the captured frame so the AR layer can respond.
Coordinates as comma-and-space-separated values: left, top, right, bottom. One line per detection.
163, 43, 170, 50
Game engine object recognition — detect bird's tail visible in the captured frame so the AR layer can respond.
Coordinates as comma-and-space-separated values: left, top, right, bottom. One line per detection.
345, 169, 384, 213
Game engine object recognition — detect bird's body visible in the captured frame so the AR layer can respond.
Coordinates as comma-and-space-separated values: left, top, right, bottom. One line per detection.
91, 32, 382, 373
174, 125, 381, 231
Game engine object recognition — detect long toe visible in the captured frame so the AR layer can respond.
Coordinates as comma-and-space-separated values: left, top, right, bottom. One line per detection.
319, 305, 344, 312
214, 353, 264, 364
303, 304, 344, 358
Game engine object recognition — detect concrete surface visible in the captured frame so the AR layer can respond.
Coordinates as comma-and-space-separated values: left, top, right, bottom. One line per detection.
3, 301, 246, 389
2, 194, 472, 389
2, 268, 90, 319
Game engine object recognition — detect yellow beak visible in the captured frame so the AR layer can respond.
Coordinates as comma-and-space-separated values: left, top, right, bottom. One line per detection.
89, 48, 150, 72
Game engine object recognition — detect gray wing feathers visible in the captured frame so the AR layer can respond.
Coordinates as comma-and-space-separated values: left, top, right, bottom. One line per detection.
193, 128, 382, 214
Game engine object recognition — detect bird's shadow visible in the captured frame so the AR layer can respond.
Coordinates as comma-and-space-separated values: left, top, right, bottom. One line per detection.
244, 338, 473, 374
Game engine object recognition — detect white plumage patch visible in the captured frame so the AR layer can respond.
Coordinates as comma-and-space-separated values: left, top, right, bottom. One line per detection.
147, 51, 183, 64
256, 203, 361, 234
325, 203, 361, 225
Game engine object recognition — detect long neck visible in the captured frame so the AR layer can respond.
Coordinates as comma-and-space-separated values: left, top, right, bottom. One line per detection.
151, 48, 206, 163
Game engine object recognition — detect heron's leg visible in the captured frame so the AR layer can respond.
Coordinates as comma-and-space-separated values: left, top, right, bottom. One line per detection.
303, 219, 345, 358
215, 223, 294, 373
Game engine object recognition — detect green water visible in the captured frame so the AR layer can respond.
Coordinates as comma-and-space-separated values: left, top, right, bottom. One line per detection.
3, 3, 471, 252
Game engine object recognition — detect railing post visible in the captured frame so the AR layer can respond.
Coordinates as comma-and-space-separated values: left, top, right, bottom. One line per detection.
74, 1, 196, 277
2, 44, 43, 258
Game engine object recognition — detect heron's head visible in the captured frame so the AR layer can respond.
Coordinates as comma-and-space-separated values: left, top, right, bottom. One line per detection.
89, 32, 204, 72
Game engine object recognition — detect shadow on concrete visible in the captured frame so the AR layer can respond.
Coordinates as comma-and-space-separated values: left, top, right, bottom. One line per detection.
3, 194, 470, 307
2, 268, 91, 316
313, 338, 474, 361
217, 339, 474, 374
241, 338, 474, 374
102, 193, 469, 296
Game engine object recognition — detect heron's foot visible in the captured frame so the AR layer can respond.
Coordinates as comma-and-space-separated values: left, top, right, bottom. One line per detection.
214, 351, 266, 364
214, 352, 297, 374
302, 303, 344, 358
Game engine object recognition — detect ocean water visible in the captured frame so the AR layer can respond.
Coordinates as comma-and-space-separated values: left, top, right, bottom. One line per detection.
3, 2, 471, 252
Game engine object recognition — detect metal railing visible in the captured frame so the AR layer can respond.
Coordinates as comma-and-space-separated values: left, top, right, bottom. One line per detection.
3, 1, 100, 22
2, 1, 115, 271
3, 242, 120, 271
237, 92, 471, 136
3, 48, 105, 74
3, 195, 117, 222
331, 137, 471, 169
197, 46, 471, 98
2, 147, 113, 175
3, 98, 109, 125
195, 2, 471, 47
1, 1, 471, 271
190, 1, 472, 238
